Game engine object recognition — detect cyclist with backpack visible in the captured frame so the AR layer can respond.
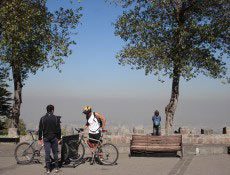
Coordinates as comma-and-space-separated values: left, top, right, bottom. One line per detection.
81, 106, 106, 154
152, 110, 161, 136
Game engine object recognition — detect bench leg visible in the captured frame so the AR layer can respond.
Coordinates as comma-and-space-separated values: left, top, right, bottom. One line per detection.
181, 145, 184, 159
129, 151, 133, 158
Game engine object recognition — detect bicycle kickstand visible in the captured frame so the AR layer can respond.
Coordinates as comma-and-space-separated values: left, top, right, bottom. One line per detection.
90, 153, 95, 165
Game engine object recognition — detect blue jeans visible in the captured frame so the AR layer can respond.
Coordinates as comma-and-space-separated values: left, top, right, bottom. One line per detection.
44, 137, 58, 170
153, 125, 161, 136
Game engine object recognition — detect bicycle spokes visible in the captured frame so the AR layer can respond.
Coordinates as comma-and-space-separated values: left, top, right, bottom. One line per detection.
96, 143, 119, 165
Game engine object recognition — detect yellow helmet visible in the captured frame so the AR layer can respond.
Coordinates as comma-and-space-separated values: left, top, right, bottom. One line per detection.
83, 106, 92, 115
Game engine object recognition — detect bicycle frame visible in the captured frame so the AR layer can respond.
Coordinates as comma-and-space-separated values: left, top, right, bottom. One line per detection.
24, 131, 43, 157
77, 129, 105, 154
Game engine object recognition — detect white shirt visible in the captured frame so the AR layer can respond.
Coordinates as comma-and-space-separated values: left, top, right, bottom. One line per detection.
88, 112, 100, 134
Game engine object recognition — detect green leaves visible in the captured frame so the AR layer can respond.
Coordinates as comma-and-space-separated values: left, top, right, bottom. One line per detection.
114, 0, 230, 83
0, 0, 82, 81
0, 64, 12, 117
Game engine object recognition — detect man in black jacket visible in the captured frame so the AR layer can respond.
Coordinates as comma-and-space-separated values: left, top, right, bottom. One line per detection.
38, 104, 61, 174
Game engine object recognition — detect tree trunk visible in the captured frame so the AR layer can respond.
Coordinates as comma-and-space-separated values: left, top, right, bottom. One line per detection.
11, 65, 23, 129
165, 66, 180, 135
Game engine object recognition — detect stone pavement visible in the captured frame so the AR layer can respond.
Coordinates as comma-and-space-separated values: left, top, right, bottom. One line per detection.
0, 143, 230, 175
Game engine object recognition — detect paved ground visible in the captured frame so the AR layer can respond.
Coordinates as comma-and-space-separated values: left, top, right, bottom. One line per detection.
1, 143, 230, 175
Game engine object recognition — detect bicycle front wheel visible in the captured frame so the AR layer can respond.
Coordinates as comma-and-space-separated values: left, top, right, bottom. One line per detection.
97, 143, 119, 165
64, 141, 85, 162
14, 142, 35, 164
71, 141, 85, 162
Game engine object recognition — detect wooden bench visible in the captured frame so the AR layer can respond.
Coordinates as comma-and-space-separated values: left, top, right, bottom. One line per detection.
130, 134, 183, 158
0, 137, 20, 144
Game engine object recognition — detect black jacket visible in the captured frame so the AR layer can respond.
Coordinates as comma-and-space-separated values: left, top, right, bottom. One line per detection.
38, 113, 61, 140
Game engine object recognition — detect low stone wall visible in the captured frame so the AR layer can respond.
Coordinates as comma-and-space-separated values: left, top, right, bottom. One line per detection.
16, 126, 230, 155
104, 135, 132, 145
182, 134, 230, 145
178, 126, 230, 155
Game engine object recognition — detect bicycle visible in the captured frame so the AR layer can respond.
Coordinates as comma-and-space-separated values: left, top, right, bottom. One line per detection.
62, 128, 119, 166
14, 130, 45, 164
14, 130, 61, 165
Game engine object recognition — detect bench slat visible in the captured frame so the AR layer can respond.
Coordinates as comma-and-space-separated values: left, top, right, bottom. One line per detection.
131, 146, 180, 151
145, 146, 181, 152
132, 135, 181, 138
147, 143, 181, 146
131, 143, 148, 146
130, 146, 146, 151
132, 135, 181, 140
132, 142, 180, 146
132, 140, 181, 144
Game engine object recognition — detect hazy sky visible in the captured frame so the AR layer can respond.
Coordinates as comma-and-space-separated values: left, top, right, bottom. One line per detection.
16, 0, 230, 131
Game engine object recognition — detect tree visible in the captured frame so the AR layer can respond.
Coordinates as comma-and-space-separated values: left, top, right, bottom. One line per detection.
18, 119, 27, 135
0, 63, 12, 117
114, 0, 230, 133
0, 0, 82, 129
0, 118, 26, 135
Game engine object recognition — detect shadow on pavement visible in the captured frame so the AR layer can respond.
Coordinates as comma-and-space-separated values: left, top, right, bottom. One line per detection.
129, 152, 181, 158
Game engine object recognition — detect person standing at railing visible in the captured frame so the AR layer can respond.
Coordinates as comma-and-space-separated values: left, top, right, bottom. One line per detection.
152, 110, 161, 136
38, 104, 61, 174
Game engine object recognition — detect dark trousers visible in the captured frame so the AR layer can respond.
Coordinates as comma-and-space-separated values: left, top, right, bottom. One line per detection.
44, 137, 58, 170
153, 125, 161, 136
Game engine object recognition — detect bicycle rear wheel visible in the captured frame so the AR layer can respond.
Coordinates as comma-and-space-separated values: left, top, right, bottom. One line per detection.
97, 143, 119, 165
14, 142, 35, 164
64, 141, 85, 162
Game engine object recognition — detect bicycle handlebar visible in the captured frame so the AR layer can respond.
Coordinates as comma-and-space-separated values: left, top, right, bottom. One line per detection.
75, 128, 83, 133
75, 128, 108, 133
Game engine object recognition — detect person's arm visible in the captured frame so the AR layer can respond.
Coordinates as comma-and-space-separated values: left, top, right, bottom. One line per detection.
38, 118, 43, 145
56, 116, 61, 140
95, 112, 106, 129
38, 118, 43, 140
83, 124, 88, 131
82, 119, 89, 131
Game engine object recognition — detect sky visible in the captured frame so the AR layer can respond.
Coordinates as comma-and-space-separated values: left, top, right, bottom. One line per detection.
15, 0, 230, 132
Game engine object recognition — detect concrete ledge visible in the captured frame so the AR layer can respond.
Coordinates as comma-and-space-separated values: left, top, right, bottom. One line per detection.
117, 144, 230, 155
183, 144, 230, 155
182, 134, 230, 145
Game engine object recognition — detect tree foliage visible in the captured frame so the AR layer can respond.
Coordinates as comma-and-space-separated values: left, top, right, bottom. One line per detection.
0, 118, 26, 135
0, 0, 82, 81
114, 0, 229, 81
114, 0, 230, 131
0, 0, 82, 127
0, 64, 12, 117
